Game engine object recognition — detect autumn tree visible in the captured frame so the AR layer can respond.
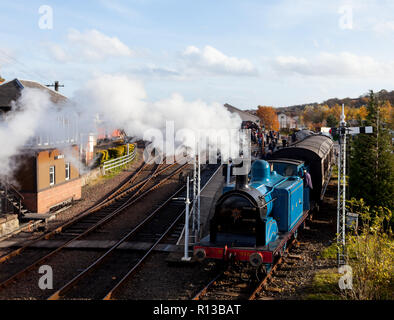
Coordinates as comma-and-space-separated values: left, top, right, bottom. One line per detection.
380, 100, 392, 127
0, 75, 4, 83
358, 106, 368, 120
256, 106, 279, 130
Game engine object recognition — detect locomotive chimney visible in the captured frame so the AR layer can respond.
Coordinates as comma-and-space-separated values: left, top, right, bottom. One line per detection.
234, 159, 250, 190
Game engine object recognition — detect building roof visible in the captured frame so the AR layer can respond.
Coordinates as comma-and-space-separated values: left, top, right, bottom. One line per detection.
0, 78, 67, 109
224, 103, 260, 124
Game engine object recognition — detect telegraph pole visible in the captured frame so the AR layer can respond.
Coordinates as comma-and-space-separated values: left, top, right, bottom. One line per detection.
46, 81, 64, 92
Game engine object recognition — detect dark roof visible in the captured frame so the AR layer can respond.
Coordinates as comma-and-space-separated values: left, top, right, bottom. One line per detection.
224, 103, 260, 124
0, 78, 67, 109
291, 134, 333, 159
268, 158, 304, 166
273, 134, 333, 160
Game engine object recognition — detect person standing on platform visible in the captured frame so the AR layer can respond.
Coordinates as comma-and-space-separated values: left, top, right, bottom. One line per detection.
303, 169, 313, 189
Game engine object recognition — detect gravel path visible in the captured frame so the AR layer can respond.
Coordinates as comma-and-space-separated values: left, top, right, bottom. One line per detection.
114, 253, 218, 300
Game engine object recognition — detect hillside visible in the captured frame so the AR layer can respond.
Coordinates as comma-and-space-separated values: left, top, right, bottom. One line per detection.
274, 89, 394, 115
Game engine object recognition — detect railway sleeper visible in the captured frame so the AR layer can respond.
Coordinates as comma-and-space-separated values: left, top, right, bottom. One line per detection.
287, 254, 302, 260
272, 271, 287, 278
264, 286, 283, 293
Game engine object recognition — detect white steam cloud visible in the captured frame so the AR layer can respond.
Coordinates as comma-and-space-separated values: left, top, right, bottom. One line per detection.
0, 88, 52, 177
0, 74, 243, 177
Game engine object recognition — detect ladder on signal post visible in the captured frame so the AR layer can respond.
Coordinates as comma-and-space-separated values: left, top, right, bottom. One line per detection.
334, 104, 373, 267
192, 143, 201, 243
337, 118, 346, 267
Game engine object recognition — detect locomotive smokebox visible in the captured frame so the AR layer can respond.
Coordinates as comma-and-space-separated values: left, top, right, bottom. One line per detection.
233, 158, 251, 190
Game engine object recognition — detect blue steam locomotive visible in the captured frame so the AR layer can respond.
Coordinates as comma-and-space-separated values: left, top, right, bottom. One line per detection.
194, 134, 334, 271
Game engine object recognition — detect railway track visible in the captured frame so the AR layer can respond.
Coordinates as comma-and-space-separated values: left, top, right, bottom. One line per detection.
0, 160, 188, 290
0, 160, 152, 263
45, 164, 221, 300
193, 238, 298, 300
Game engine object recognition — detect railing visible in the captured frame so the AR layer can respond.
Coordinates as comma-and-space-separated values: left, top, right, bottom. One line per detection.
0, 182, 24, 216
102, 147, 137, 175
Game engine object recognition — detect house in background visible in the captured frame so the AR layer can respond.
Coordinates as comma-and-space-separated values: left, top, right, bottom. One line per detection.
277, 112, 299, 129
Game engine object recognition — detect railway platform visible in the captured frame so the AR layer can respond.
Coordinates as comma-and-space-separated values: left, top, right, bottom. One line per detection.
166, 164, 225, 262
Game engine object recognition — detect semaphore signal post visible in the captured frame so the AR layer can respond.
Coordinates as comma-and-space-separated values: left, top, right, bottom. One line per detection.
333, 104, 373, 267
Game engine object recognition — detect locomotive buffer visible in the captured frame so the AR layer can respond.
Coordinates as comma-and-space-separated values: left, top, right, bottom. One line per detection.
331, 104, 372, 267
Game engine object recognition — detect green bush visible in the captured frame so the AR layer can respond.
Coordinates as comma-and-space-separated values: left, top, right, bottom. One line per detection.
95, 150, 109, 166
101, 150, 109, 162
108, 147, 123, 159
343, 199, 393, 300
96, 144, 136, 167
121, 145, 126, 155
118, 144, 135, 156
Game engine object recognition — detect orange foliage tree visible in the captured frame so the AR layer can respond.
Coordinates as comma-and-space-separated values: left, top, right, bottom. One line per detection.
256, 106, 279, 131
380, 100, 392, 125
358, 106, 368, 120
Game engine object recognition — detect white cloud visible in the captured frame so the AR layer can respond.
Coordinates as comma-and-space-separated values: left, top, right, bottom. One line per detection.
271, 52, 393, 78
68, 29, 132, 60
182, 45, 258, 76
48, 29, 133, 62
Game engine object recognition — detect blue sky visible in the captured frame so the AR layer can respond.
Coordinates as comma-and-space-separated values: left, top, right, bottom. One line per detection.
1, 0, 394, 108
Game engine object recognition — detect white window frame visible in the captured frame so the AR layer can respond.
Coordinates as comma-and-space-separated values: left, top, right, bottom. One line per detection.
65, 162, 70, 181
49, 166, 55, 186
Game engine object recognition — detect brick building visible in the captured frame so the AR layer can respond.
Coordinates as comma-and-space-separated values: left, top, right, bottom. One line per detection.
14, 147, 81, 213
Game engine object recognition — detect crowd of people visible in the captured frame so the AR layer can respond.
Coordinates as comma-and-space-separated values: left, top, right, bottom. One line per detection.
244, 121, 305, 160
250, 127, 284, 159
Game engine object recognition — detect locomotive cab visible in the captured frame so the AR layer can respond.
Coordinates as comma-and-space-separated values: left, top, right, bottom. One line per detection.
209, 190, 278, 248
210, 160, 282, 248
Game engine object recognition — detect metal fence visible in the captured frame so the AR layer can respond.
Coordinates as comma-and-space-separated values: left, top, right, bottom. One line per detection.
102, 146, 137, 175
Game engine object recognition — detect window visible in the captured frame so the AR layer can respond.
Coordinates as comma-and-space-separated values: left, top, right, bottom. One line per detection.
65, 162, 70, 181
49, 166, 55, 186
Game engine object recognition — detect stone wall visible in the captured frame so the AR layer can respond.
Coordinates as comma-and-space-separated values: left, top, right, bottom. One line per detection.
0, 214, 19, 237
